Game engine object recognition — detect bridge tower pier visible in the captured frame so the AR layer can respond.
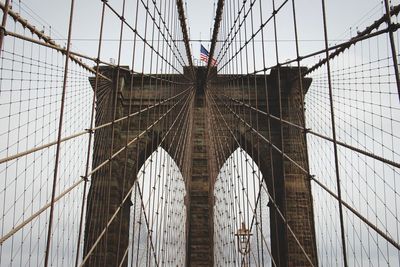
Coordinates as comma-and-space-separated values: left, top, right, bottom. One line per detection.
186, 66, 214, 266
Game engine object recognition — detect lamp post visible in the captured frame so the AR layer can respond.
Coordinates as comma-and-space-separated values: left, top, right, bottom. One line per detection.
235, 222, 252, 267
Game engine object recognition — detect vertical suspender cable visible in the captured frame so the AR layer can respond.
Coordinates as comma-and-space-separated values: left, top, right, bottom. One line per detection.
74, 1, 107, 266
44, 0, 75, 266
320, 0, 348, 266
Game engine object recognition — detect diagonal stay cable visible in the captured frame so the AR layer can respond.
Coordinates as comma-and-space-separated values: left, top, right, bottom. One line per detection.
1, 26, 194, 85
86, 89, 191, 178
0, 2, 99, 76
219, 93, 400, 169
0, 88, 193, 246
209, 89, 400, 252
0, 87, 190, 164
122, 92, 192, 266
0, 2, 194, 85
206, 0, 224, 78
214, 5, 400, 79
176, 0, 194, 75
208, 101, 277, 266
80, 89, 194, 266
206, 89, 315, 266
103, 1, 187, 77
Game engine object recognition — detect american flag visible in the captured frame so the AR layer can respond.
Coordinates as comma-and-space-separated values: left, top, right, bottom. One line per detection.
200, 44, 217, 66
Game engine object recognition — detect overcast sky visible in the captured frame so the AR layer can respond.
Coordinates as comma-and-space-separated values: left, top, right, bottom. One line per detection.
17, 0, 392, 69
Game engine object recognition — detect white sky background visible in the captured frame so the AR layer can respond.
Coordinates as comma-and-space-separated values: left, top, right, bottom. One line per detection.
19, 0, 393, 69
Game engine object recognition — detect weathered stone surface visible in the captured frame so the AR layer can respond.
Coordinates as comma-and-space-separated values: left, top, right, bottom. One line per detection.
83, 66, 318, 267
187, 79, 213, 266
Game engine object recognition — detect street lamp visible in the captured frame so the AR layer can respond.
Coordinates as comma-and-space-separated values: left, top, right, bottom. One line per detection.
235, 222, 252, 266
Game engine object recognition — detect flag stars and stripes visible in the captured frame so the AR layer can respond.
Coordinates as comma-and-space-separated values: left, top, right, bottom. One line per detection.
200, 44, 217, 66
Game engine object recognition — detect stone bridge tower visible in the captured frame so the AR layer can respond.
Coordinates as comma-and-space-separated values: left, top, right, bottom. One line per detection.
83, 66, 318, 266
